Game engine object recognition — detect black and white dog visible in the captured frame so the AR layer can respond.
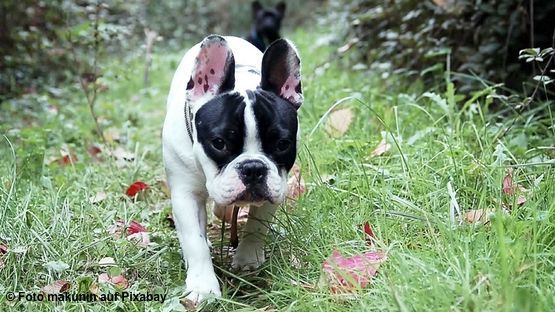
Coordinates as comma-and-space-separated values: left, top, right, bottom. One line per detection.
245, 1, 286, 52
162, 35, 302, 303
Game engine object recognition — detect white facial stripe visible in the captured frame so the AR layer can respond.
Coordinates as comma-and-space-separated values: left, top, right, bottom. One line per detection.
242, 91, 261, 154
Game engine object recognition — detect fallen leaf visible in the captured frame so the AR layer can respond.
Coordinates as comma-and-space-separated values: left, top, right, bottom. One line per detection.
126, 220, 150, 247
180, 297, 198, 310
98, 273, 128, 289
325, 108, 353, 137
127, 220, 147, 235
287, 163, 306, 201
89, 191, 107, 204
502, 168, 515, 195
110, 275, 129, 289
502, 168, 527, 205
87, 144, 103, 161
98, 257, 116, 267
127, 232, 150, 247
126, 181, 149, 197
0, 244, 7, 254
363, 222, 375, 246
59, 154, 78, 165
463, 208, 508, 224
321, 249, 387, 293
41, 280, 71, 294
371, 139, 391, 157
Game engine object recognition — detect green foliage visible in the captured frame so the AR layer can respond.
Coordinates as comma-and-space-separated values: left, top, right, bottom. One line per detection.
332, 0, 555, 93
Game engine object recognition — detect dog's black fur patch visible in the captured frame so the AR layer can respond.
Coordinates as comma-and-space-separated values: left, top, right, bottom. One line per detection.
195, 92, 246, 170
249, 89, 298, 172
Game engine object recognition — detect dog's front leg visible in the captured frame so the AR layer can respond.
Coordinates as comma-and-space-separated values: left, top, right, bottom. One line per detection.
171, 185, 221, 302
231, 203, 277, 271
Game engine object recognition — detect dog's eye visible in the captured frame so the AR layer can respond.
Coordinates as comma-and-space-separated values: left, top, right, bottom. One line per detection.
212, 138, 226, 151
276, 139, 291, 152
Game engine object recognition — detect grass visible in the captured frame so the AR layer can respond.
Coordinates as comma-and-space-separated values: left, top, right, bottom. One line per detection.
1, 27, 555, 311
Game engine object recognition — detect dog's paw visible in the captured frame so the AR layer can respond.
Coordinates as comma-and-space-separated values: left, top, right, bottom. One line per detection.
184, 274, 221, 304
231, 244, 265, 271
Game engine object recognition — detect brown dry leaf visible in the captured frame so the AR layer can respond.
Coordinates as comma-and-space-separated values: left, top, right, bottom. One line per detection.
463, 208, 508, 224
287, 163, 306, 201
87, 144, 103, 161
180, 297, 198, 311
89, 191, 107, 204
41, 280, 71, 294
464, 209, 494, 224
325, 107, 353, 137
371, 139, 391, 157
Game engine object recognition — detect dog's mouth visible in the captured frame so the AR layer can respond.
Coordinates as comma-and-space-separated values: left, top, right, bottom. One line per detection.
234, 189, 272, 204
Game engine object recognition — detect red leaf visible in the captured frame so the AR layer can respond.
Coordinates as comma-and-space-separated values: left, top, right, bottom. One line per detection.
87, 144, 103, 161
59, 154, 78, 165
109, 220, 150, 247
127, 220, 147, 235
98, 273, 129, 289
363, 222, 375, 246
126, 181, 150, 197
41, 280, 71, 294
502, 168, 527, 205
322, 249, 387, 293
502, 169, 515, 195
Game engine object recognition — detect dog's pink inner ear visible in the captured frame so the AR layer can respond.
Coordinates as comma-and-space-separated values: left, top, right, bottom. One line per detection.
187, 37, 234, 99
261, 39, 303, 109
280, 75, 302, 105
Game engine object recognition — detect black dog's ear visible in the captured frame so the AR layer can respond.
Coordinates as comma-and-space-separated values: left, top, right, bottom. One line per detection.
261, 39, 303, 109
252, 1, 263, 17
276, 2, 286, 17
186, 35, 235, 102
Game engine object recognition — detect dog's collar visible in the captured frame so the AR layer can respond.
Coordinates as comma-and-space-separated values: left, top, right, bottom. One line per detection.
184, 100, 194, 142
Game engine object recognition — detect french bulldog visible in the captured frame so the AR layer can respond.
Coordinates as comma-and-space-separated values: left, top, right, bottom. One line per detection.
162, 35, 302, 303
245, 1, 286, 52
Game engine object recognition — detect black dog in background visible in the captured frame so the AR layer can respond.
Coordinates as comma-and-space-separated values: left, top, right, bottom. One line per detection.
245, 1, 286, 52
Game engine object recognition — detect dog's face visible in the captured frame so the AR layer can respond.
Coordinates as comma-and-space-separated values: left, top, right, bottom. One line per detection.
185, 36, 302, 207
252, 1, 286, 41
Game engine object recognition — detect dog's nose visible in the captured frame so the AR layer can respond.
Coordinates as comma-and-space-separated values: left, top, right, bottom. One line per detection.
239, 160, 267, 185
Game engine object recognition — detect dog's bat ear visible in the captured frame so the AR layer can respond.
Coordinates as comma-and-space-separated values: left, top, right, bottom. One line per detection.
276, 2, 286, 17
252, 1, 263, 17
260, 39, 303, 109
186, 35, 235, 101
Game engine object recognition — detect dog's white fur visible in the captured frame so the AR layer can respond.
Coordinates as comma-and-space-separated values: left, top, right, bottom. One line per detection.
162, 36, 288, 303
